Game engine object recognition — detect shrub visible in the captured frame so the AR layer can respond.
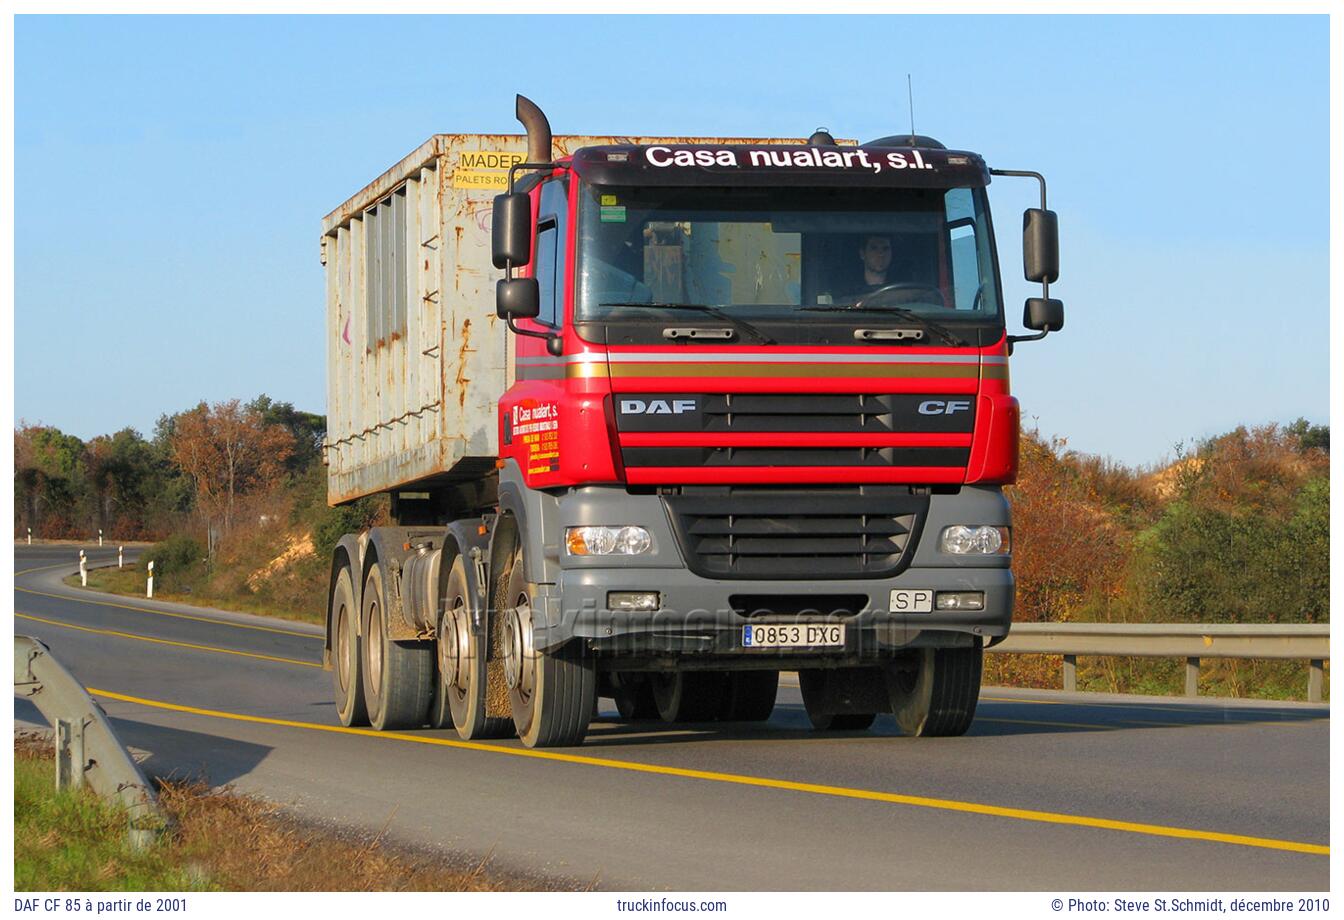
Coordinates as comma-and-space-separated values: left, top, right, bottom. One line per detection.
143, 534, 206, 576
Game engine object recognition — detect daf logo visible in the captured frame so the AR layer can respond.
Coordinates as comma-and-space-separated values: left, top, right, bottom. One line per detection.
620, 399, 698, 415
918, 399, 972, 415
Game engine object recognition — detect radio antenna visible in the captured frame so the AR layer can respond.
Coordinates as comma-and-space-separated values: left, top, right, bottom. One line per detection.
907, 74, 916, 143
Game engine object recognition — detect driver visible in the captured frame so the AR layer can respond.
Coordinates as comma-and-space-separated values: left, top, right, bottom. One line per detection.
855, 235, 893, 294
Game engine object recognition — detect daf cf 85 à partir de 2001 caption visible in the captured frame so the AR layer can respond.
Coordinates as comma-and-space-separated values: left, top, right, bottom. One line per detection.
320, 95, 1064, 748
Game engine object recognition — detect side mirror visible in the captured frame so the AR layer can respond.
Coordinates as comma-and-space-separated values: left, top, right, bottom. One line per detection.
1024, 297, 1064, 332
497, 277, 540, 320
1022, 208, 1059, 284
492, 193, 532, 269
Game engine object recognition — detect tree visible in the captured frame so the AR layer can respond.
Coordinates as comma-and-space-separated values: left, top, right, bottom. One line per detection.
169, 400, 296, 536
14, 424, 90, 537
245, 394, 326, 475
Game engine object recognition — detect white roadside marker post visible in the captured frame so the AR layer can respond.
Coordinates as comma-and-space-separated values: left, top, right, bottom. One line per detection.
146, 561, 154, 599
79, 550, 87, 587
118, 546, 124, 569
27, 528, 32, 545
99, 529, 103, 547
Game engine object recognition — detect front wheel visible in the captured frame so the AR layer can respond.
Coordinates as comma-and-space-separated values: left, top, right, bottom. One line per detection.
887, 645, 983, 737
502, 549, 596, 747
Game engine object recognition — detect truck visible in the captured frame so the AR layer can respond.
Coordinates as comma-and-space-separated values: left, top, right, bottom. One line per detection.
320, 95, 1064, 748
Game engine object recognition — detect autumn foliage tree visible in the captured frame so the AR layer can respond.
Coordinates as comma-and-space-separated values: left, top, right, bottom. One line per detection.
168, 400, 296, 537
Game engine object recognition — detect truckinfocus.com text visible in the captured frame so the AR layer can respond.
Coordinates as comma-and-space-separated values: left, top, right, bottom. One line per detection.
615, 898, 729, 912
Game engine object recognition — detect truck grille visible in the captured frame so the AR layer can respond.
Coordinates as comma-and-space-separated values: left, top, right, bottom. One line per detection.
662, 487, 928, 580
617, 393, 977, 434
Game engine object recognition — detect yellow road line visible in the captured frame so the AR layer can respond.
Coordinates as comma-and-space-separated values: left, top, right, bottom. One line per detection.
15, 612, 321, 669
14, 583, 318, 640
15, 561, 100, 576
88, 686, 1327, 857
978, 717, 1120, 731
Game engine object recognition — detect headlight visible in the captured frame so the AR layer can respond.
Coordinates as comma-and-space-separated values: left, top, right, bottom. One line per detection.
565, 525, 653, 556
940, 525, 1010, 555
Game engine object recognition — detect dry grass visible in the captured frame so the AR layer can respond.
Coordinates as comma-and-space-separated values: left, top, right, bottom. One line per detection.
16, 734, 570, 892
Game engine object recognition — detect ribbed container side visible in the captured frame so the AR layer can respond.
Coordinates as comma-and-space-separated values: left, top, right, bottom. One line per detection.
322, 132, 831, 505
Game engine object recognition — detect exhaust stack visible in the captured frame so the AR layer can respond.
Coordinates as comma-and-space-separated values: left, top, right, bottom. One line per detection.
515, 94, 553, 163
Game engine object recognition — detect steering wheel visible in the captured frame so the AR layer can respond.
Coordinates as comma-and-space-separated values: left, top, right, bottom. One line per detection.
854, 283, 947, 310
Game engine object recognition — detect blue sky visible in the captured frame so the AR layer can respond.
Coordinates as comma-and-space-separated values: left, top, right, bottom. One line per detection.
13, 14, 1330, 467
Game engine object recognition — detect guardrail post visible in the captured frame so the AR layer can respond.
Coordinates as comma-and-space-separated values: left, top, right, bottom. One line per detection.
1308, 659, 1324, 703
1062, 654, 1077, 692
1185, 657, 1200, 696
55, 718, 88, 791
146, 560, 154, 599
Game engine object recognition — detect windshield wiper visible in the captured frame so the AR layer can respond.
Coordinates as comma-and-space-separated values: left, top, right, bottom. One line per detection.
798, 305, 964, 346
599, 302, 775, 345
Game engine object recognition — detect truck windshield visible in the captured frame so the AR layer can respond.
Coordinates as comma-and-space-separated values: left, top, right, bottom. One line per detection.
575, 184, 1001, 326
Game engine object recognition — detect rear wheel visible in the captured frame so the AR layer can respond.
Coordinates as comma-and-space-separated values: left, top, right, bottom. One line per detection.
429, 556, 512, 739
502, 549, 596, 748
330, 565, 367, 727
361, 562, 433, 731
651, 672, 726, 723
887, 645, 983, 737
719, 671, 779, 722
611, 673, 660, 721
799, 668, 882, 732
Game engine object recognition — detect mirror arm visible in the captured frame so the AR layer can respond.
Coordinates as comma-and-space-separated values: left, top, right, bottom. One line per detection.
992, 167, 1059, 346
989, 168, 1048, 210
1006, 329, 1049, 354
506, 316, 562, 355
991, 166, 1054, 298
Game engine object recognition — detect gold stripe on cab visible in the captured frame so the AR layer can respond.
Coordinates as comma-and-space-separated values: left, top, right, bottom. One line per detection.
602, 362, 983, 379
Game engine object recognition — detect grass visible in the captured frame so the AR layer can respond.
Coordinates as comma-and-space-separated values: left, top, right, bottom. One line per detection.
14, 734, 564, 892
15, 734, 207, 891
67, 567, 323, 626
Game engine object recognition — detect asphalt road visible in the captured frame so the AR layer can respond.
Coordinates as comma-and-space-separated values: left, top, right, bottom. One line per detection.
12, 544, 1330, 890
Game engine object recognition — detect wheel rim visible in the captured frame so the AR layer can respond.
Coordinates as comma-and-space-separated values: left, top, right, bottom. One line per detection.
503, 591, 536, 702
439, 595, 470, 696
367, 599, 383, 690
336, 601, 352, 691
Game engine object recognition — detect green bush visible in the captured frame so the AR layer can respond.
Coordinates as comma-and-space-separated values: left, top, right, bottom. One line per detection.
143, 534, 206, 576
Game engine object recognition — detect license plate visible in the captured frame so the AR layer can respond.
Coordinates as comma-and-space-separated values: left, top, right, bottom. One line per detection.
742, 623, 845, 649
890, 589, 934, 613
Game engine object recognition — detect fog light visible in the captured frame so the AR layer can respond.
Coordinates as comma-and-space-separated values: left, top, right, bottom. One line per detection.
566, 526, 653, 556
935, 591, 985, 611
940, 525, 1010, 555
608, 591, 660, 612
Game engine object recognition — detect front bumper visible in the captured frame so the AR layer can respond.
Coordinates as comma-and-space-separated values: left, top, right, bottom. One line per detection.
533, 565, 1013, 662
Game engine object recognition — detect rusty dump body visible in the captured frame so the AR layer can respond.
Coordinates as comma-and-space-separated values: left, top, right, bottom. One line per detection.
321, 132, 830, 506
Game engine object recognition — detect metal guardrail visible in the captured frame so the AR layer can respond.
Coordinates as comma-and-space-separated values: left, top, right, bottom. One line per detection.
14, 635, 165, 846
992, 623, 1330, 702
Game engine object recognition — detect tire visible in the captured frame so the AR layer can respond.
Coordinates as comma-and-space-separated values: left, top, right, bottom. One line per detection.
719, 671, 779, 722
611, 673, 660, 721
887, 645, 983, 737
361, 562, 434, 731
502, 549, 596, 747
429, 556, 513, 739
330, 565, 368, 727
651, 672, 726, 723
799, 668, 879, 732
